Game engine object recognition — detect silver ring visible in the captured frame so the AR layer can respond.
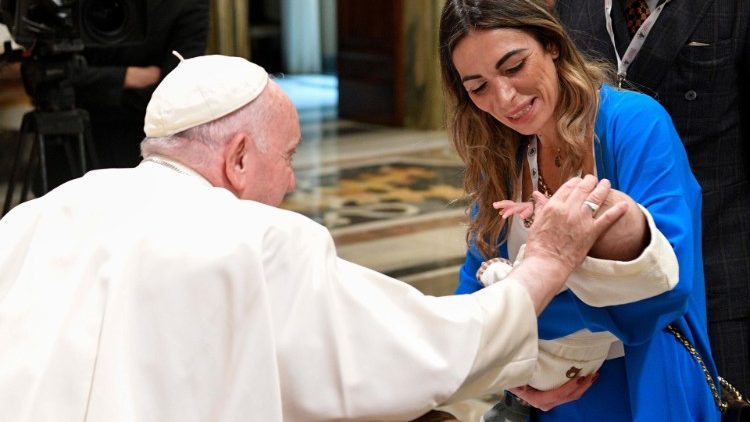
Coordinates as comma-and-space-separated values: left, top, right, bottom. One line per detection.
583, 200, 600, 214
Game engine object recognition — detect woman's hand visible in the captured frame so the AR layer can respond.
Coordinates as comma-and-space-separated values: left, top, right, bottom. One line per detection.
508, 372, 599, 411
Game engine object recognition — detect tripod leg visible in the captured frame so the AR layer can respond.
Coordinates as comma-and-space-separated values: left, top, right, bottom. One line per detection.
81, 112, 99, 169
20, 138, 39, 204
62, 137, 80, 177
76, 132, 87, 175
37, 134, 49, 195
3, 115, 32, 216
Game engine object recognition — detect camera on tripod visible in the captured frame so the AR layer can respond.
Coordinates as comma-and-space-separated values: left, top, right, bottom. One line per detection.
0, 0, 147, 216
1, 0, 147, 53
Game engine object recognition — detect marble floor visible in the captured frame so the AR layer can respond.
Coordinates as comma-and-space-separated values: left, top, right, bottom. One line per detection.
279, 117, 469, 296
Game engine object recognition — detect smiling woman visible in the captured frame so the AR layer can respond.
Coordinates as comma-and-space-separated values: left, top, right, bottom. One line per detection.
437, 0, 721, 421
451, 30, 560, 140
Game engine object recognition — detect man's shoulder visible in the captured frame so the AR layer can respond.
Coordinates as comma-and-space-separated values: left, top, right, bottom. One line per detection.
83, 167, 329, 245
191, 193, 330, 245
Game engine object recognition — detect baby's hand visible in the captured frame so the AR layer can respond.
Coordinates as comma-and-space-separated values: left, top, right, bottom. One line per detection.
493, 199, 534, 220
493, 193, 550, 226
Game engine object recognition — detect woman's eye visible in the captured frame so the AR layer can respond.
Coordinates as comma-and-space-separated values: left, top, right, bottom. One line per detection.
506, 59, 525, 74
470, 83, 487, 94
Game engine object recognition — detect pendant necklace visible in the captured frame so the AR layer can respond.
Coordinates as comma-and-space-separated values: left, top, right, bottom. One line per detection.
528, 136, 560, 199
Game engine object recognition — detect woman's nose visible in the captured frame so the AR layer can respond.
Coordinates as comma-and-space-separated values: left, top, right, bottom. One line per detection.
493, 77, 517, 109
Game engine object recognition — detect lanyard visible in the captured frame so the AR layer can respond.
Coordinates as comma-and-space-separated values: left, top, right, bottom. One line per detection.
527, 136, 542, 193
604, 0, 671, 87
525, 136, 584, 194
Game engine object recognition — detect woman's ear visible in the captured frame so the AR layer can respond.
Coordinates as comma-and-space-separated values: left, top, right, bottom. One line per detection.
549, 43, 560, 60
224, 132, 250, 193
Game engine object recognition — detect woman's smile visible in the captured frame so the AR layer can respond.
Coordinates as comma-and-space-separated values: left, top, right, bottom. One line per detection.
452, 28, 560, 138
507, 98, 537, 122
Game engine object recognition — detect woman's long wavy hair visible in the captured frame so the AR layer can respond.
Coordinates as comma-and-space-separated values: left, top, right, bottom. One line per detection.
439, 0, 612, 258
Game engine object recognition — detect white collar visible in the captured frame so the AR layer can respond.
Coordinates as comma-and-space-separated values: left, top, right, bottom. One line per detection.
140, 154, 213, 187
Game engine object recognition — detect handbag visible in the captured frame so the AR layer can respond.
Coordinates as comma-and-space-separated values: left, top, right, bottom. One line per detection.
667, 325, 750, 422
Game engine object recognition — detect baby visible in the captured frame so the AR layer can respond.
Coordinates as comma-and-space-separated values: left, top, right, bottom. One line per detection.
478, 189, 679, 391
494, 188, 648, 261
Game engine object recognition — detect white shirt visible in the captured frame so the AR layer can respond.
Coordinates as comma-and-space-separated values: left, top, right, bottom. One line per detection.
0, 24, 20, 50
0, 160, 541, 421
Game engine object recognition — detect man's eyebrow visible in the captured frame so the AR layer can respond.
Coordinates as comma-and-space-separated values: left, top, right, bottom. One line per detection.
460, 48, 528, 83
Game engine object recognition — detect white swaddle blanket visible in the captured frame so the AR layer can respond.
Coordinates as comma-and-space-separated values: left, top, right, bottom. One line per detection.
478, 206, 678, 390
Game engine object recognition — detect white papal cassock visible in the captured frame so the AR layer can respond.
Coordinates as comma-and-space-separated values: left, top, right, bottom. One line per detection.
0, 159, 539, 421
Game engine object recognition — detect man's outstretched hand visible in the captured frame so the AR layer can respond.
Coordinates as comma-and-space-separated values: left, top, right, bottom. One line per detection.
506, 176, 627, 314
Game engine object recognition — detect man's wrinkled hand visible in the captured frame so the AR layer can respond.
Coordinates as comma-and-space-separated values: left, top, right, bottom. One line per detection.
523, 175, 627, 275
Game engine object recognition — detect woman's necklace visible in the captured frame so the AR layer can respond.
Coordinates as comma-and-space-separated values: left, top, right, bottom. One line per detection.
537, 172, 553, 198
528, 136, 559, 199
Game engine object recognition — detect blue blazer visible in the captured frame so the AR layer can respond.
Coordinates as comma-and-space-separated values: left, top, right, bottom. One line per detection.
456, 86, 720, 421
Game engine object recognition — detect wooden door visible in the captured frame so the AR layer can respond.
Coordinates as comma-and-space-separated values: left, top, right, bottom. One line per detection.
337, 0, 404, 126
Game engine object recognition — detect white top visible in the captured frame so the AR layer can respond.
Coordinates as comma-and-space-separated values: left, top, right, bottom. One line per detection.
0, 159, 542, 421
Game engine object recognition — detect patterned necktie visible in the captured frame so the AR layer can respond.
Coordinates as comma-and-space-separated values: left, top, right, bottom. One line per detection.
624, 0, 651, 36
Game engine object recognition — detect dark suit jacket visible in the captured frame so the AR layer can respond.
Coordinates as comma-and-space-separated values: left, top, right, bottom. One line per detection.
71, 0, 208, 168
556, 0, 750, 322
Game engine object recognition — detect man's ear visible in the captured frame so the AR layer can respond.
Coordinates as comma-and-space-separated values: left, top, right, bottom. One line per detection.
224, 132, 250, 193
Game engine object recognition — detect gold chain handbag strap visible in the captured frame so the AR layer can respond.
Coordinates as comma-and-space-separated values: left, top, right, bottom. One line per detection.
666, 324, 746, 414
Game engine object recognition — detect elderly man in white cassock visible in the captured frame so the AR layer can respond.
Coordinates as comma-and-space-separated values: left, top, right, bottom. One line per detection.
0, 53, 627, 421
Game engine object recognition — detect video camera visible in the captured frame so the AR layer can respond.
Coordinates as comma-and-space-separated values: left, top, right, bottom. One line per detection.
0, 0, 147, 109
0, 0, 148, 211
0, 0, 146, 54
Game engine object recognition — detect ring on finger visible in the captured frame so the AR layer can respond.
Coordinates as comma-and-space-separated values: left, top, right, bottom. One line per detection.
583, 200, 599, 215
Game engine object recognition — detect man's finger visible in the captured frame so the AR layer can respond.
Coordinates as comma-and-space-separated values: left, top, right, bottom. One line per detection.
592, 201, 628, 236
548, 176, 582, 203
581, 178, 611, 216
565, 174, 598, 208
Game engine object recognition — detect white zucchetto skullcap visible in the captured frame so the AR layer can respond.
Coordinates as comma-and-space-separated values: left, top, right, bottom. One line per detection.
144, 52, 269, 137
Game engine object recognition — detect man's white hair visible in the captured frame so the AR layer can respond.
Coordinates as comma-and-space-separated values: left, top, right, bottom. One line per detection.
140, 83, 277, 166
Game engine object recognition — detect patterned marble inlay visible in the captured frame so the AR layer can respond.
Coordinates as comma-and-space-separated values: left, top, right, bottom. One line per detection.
283, 158, 467, 230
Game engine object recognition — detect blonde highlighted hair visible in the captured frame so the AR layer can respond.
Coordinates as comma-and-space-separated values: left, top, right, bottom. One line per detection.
438, 0, 613, 258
